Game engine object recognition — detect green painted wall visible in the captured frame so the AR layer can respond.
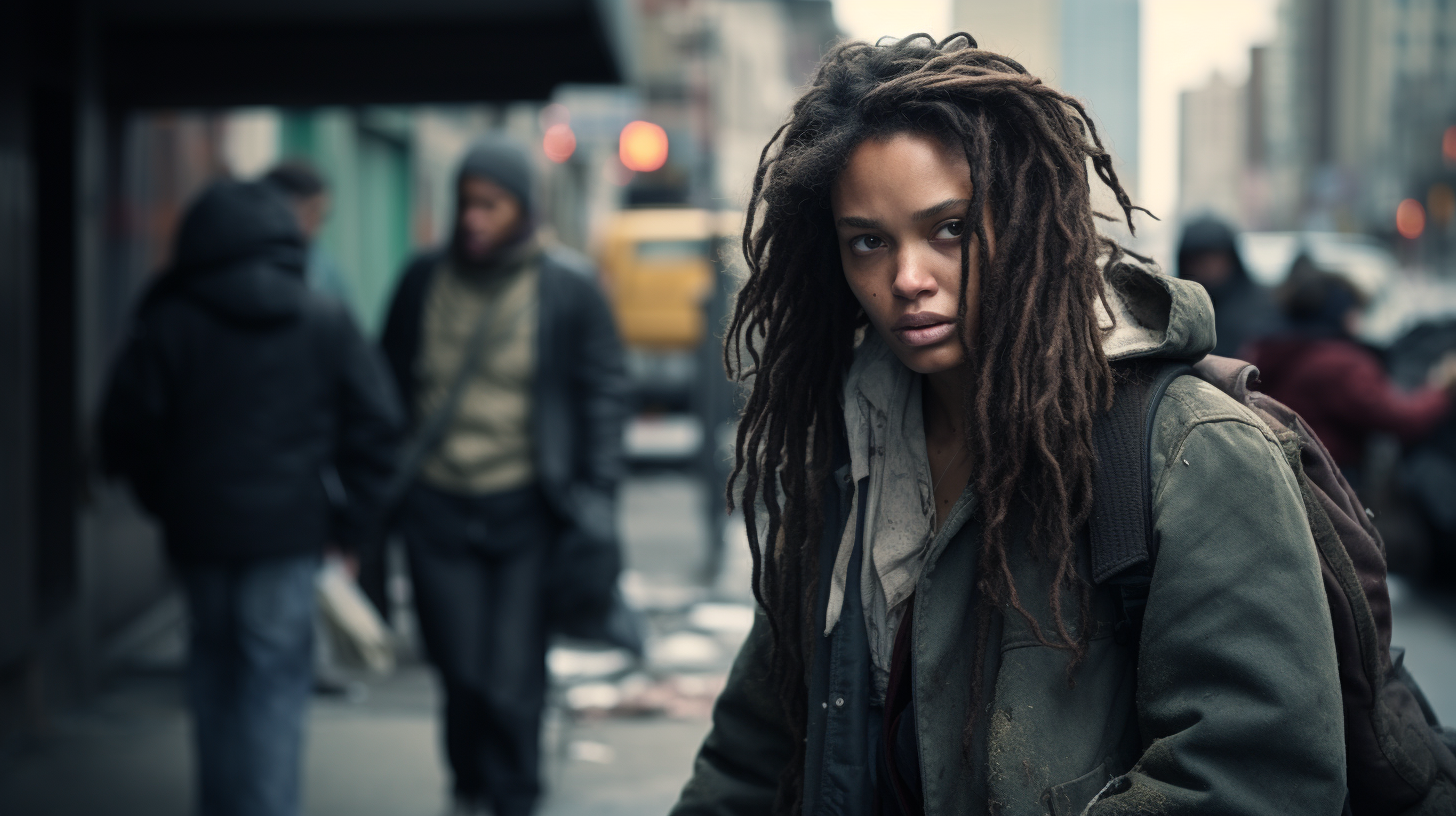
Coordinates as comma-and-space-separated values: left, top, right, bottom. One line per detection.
280, 108, 413, 334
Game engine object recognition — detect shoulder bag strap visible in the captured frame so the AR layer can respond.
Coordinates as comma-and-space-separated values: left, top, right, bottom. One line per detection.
1089, 359, 1193, 644
382, 294, 530, 510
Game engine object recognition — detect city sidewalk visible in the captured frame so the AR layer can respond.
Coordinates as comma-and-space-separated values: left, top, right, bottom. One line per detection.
0, 474, 747, 816
0, 660, 720, 816
4, 473, 1456, 816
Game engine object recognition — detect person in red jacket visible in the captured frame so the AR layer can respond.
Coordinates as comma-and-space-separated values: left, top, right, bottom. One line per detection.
1247, 255, 1456, 475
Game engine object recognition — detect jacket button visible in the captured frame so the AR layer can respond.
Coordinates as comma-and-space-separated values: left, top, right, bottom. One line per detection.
835, 697, 845, 707
821, 702, 827, 709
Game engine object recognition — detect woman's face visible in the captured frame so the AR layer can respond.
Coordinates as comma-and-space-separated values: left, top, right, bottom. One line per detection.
831, 132, 983, 375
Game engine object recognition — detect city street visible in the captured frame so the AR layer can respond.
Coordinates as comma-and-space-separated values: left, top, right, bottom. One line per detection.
3, 471, 1456, 816
0, 473, 745, 816
4, 2, 1456, 815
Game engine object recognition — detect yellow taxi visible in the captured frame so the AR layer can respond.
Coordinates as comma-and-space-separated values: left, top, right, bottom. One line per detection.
596, 208, 742, 352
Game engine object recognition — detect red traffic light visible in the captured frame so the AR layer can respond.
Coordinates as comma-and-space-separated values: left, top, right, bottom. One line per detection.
619, 121, 668, 173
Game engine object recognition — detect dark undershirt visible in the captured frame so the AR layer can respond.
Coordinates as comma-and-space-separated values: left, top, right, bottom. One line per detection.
875, 598, 924, 816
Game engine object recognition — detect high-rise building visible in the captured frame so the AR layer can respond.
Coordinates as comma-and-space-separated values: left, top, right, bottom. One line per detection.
952, 0, 1063, 82
1179, 73, 1247, 224
1176, 44, 1281, 230
1261, 0, 1456, 244
953, 0, 1140, 198
1060, 0, 1140, 198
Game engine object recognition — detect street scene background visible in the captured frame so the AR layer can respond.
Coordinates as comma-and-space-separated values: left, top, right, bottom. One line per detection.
4, 0, 1456, 814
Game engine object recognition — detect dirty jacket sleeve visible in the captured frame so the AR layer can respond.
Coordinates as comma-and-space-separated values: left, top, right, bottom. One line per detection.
670, 610, 796, 816
1089, 379, 1346, 815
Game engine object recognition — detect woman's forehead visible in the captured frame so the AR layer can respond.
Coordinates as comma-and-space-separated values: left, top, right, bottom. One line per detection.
831, 133, 972, 220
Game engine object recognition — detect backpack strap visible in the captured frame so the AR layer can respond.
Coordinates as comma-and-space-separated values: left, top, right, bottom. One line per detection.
1090, 360, 1194, 645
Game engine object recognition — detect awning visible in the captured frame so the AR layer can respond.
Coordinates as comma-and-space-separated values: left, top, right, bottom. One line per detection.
96, 0, 626, 108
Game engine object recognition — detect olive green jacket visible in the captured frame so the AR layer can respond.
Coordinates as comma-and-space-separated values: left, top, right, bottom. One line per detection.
671, 260, 1347, 815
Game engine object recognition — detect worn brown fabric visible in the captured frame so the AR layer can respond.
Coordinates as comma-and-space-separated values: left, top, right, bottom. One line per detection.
1195, 354, 1456, 815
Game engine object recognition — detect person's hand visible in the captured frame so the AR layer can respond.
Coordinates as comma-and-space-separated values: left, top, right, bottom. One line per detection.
326, 546, 360, 580
1427, 351, 1456, 394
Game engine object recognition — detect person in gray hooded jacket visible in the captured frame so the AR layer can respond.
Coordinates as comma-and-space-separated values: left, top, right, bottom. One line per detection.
380, 136, 630, 816
669, 35, 1344, 816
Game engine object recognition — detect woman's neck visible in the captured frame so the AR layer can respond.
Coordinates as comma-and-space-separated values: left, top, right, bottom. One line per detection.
923, 364, 973, 528
923, 365, 970, 442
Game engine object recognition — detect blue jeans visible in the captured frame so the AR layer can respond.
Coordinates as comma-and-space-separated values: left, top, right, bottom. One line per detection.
180, 554, 318, 816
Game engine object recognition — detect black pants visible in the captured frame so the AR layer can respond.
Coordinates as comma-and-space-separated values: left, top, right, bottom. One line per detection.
402, 482, 555, 816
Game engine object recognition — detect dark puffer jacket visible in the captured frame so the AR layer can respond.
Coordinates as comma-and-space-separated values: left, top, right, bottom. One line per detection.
99, 180, 404, 565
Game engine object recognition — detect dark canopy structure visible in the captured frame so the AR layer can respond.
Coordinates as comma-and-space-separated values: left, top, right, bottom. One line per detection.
99, 0, 626, 108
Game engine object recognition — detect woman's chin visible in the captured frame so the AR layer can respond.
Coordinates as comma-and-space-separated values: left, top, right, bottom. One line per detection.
890, 342, 966, 376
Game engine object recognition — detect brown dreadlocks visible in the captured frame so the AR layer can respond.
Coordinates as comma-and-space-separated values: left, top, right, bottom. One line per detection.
724, 33, 1145, 813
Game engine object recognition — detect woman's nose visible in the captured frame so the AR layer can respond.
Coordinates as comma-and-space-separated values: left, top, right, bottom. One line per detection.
891, 247, 939, 301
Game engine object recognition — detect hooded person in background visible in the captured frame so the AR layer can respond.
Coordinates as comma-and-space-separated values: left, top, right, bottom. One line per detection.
99, 180, 403, 816
380, 136, 629, 816
1176, 215, 1284, 357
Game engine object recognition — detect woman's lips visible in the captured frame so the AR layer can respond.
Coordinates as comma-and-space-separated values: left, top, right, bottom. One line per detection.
892, 312, 957, 347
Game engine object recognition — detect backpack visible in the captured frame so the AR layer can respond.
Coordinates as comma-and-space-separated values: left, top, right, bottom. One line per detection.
1090, 354, 1456, 815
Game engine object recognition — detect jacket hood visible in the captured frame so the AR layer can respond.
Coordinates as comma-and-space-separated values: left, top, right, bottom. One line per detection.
173, 260, 312, 324
1098, 252, 1217, 363
450, 136, 538, 265
154, 180, 311, 324
173, 180, 305, 271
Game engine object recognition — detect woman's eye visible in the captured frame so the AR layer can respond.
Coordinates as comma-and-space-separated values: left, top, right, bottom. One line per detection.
934, 220, 965, 240
850, 235, 885, 252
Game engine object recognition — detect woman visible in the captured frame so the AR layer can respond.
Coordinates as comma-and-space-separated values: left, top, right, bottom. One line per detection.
670, 35, 1345, 816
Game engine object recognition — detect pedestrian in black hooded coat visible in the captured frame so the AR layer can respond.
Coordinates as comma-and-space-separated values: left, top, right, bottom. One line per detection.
1176, 215, 1285, 357
99, 179, 404, 816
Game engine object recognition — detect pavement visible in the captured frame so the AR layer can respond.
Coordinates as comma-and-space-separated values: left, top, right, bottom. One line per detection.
0, 473, 744, 816
3, 472, 1456, 816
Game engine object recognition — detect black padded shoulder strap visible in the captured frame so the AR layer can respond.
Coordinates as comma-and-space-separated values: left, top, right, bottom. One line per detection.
1089, 360, 1194, 585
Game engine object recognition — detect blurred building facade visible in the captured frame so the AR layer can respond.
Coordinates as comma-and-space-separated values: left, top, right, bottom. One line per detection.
278, 109, 414, 331
1179, 0, 1456, 269
618, 0, 836, 211
954, 0, 1141, 199
1178, 69, 1259, 226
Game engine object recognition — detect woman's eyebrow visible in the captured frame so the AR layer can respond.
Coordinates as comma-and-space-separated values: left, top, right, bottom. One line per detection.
834, 198, 971, 230
911, 197, 971, 221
